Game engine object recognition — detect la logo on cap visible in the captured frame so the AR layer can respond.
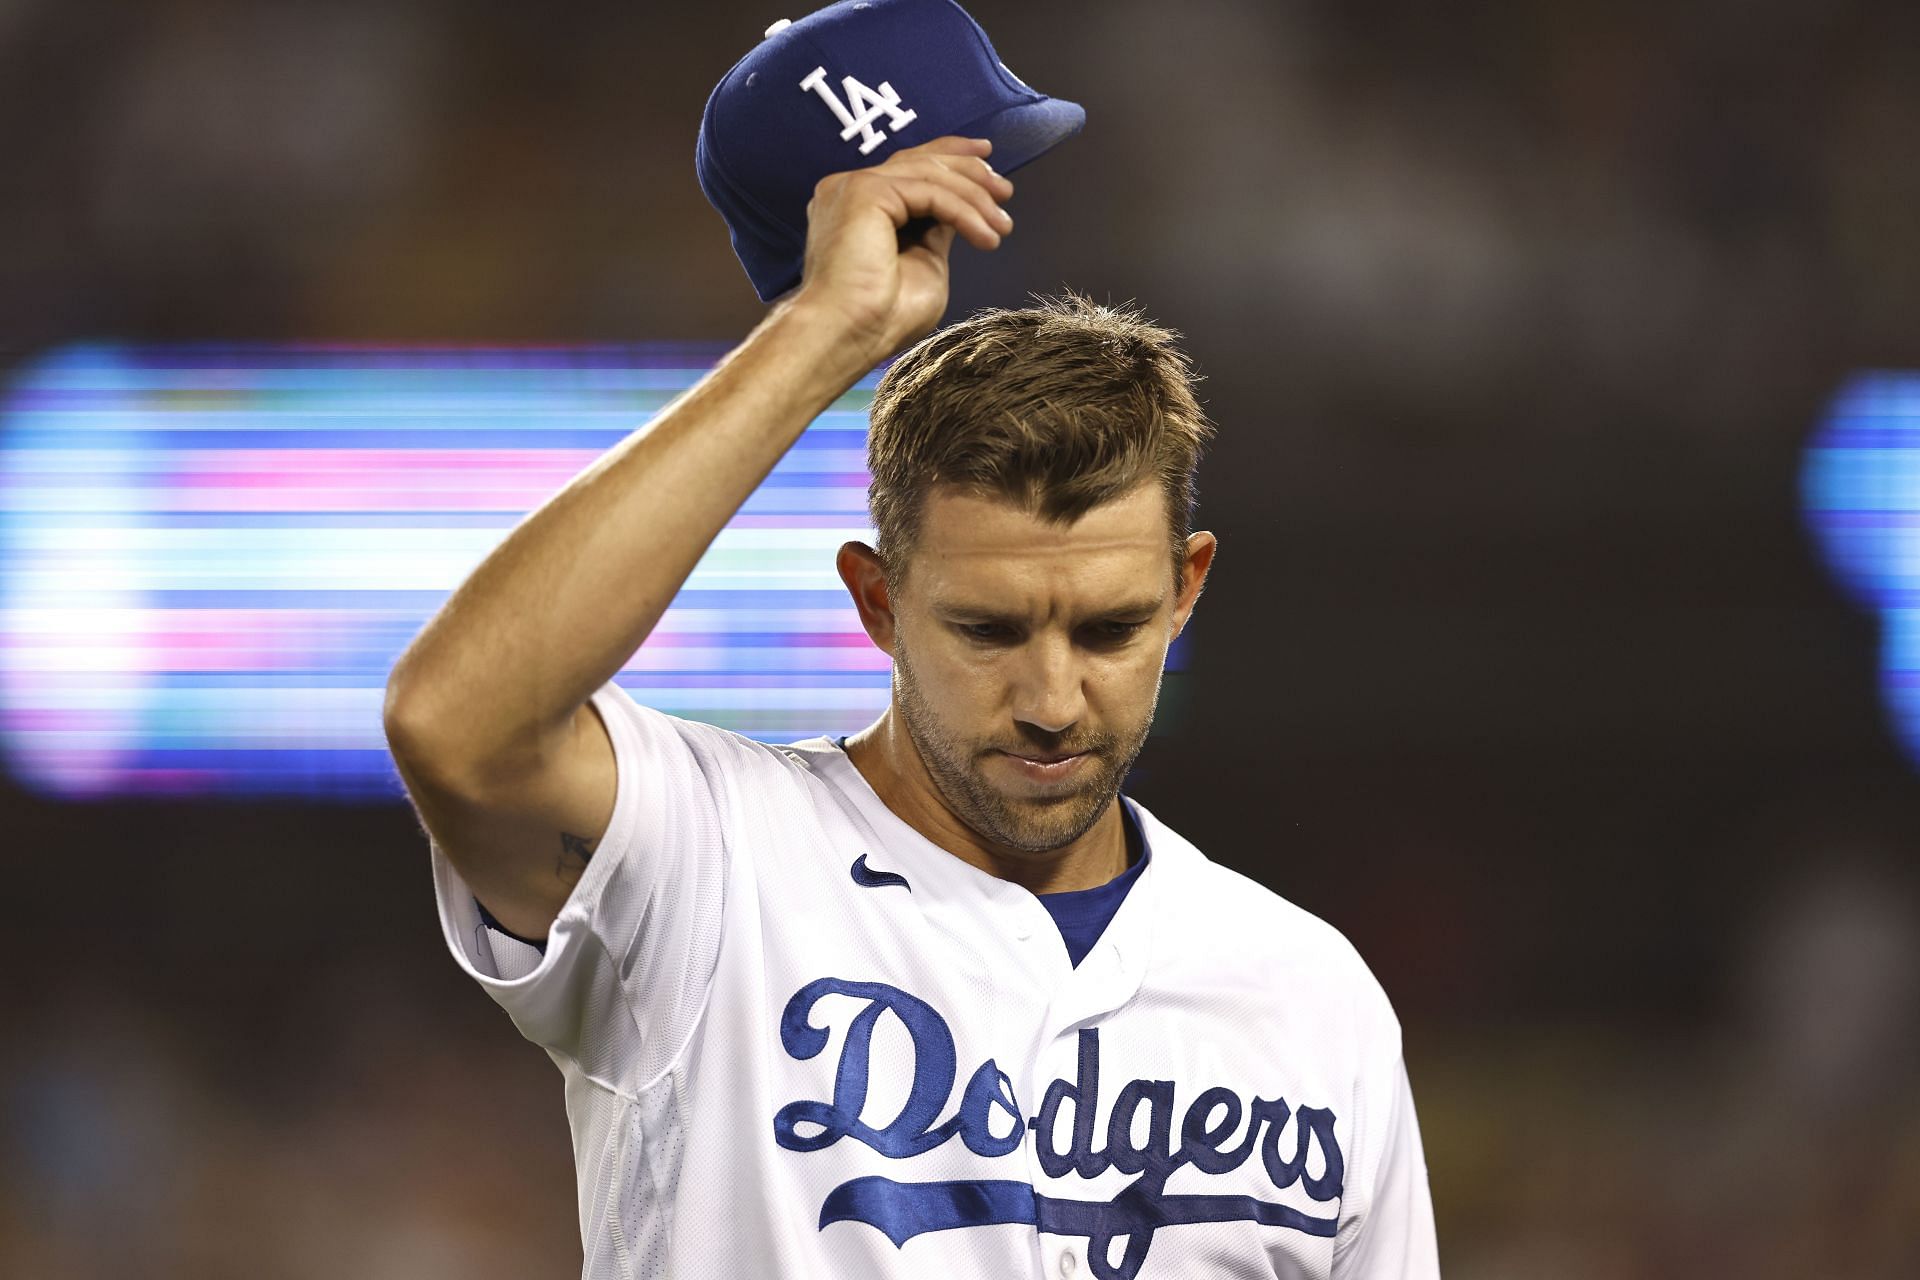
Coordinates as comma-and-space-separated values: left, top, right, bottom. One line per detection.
700, 0, 1084, 301
799, 66, 919, 155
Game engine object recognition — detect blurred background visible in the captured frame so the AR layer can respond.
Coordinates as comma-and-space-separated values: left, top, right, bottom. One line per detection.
4, 0, 1919, 1275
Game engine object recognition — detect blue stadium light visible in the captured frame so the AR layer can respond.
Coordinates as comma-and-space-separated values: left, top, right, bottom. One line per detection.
1803, 371, 1920, 767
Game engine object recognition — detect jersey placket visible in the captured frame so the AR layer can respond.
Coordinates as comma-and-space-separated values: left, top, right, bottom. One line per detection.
809, 746, 1179, 1277
1018, 845, 1160, 1280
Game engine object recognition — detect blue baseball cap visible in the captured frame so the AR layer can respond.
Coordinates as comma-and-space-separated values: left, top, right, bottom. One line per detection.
696, 0, 1085, 302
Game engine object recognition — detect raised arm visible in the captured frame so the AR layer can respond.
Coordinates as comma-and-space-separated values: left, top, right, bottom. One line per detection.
383, 135, 1015, 939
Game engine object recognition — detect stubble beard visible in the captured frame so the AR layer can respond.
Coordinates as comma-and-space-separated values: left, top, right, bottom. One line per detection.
891, 642, 1159, 856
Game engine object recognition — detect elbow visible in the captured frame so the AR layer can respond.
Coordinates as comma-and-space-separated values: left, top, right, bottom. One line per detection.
382, 676, 469, 790
383, 674, 553, 798
382, 669, 435, 749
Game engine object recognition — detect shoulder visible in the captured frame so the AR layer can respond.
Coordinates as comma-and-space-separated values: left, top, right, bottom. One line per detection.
588, 680, 824, 785
1132, 798, 1402, 1038
585, 683, 888, 861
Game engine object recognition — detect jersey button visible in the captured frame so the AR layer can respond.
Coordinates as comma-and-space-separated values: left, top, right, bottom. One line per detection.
1059, 1250, 1079, 1277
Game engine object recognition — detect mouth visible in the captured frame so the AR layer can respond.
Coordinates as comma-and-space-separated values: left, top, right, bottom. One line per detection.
994, 749, 1093, 784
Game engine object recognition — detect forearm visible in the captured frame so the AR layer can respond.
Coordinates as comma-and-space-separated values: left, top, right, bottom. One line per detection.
384, 295, 873, 773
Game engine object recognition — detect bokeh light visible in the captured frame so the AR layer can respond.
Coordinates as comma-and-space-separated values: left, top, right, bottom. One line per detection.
1803, 372, 1920, 767
0, 343, 887, 800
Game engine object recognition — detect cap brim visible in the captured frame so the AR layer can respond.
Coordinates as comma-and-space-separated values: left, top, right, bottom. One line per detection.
966, 96, 1086, 173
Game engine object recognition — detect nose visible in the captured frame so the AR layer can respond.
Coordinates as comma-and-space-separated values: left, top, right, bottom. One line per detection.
1010, 633, 1086, 735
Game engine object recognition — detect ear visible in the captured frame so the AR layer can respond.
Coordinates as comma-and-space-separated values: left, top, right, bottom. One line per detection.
836, 541, 899, 656
1170, 531, 1218, 641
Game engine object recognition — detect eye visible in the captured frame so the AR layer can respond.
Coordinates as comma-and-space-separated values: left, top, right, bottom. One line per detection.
958, 622, 1014, 642
1087, 620, 1148, 644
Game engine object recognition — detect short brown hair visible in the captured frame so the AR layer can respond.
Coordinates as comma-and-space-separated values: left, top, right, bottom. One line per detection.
866, 290, 1215, 591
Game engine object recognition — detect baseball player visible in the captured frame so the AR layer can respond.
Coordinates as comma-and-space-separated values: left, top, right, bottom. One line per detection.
384, 3, 1439, 1278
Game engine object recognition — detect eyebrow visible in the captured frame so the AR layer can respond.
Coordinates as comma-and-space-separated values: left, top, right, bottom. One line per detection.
933, 596, 1167, 623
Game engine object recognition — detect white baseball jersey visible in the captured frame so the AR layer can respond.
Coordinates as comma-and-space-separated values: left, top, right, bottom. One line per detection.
430, 679, 1440, 1279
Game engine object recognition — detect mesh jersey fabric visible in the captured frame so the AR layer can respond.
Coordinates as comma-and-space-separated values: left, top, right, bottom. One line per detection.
430, 679, 1440, 1280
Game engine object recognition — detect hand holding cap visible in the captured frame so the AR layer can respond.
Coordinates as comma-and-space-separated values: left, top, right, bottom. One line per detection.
696, 0, 1085, 302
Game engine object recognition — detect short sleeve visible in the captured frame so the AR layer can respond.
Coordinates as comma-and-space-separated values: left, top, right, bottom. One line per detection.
429, 680, 739, 1089
1332, 1054, 1441, 1279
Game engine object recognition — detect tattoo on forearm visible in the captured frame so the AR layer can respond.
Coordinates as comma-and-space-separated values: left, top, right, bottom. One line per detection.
557, 831, 594, 881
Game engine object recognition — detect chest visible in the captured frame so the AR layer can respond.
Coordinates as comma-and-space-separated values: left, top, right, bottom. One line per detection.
688, 851, 1354, 1280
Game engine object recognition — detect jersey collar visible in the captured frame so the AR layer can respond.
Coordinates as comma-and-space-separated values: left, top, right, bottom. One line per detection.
793, 735, 1163, 1020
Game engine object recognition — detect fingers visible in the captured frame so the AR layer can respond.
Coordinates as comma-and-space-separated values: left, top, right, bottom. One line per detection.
911, 221, 959, 262
856, 140, 1014, 251
888, 160, 1012, 245
816, 170, 1007, 252
928, 146, 1016, 207
895, 136, 1015, 204
806, 135, 1016, 261
907, 135, 995, 160
791, 137, 1005, 354
912, 175, 1009, 250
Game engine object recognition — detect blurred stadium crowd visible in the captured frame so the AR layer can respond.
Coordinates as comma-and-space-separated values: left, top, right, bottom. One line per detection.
4, 0, 1919, 1276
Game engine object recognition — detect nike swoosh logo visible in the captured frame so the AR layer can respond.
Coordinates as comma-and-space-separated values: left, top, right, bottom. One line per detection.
850, 854, 910, 892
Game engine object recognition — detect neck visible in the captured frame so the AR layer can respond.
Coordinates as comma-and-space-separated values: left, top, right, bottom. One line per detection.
843, 708, 1129, 894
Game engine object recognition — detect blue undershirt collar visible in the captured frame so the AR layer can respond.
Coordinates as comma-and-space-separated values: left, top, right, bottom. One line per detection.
1035, 798, 1148, 967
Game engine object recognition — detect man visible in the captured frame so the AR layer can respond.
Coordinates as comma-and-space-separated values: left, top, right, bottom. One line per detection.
385, 134, 1439, 1278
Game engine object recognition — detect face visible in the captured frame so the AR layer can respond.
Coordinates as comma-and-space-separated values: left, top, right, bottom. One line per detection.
862, 481, 1214, 858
